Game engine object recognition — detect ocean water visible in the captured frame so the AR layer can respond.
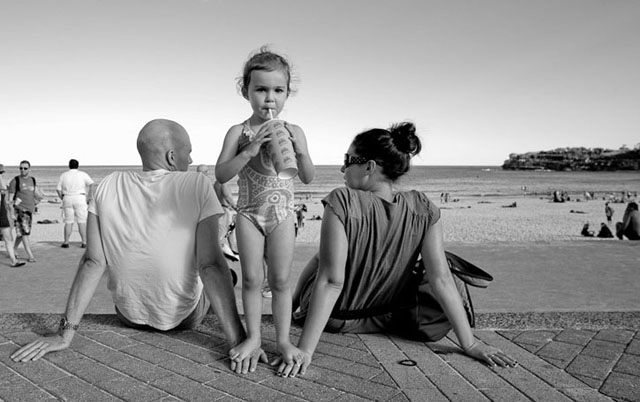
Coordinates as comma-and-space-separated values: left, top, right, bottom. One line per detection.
4, 165, 638, 200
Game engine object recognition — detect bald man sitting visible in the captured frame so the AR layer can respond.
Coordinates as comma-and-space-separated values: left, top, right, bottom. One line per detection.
11, 119, 266, 374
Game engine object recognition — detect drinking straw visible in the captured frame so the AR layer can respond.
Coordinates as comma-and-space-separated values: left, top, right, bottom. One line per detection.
269, 109, 274, 120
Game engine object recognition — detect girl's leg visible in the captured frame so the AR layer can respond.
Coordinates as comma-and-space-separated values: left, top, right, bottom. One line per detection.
229, 215, 265, 361
265, 216, 296, 353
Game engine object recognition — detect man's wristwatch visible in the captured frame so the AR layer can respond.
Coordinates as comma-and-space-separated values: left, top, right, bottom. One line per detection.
59, 316, 80, 332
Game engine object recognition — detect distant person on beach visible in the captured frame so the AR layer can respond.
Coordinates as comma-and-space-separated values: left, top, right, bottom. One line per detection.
553, 190, 565, 203
581, 223, 594, 237
605, 202, 614, 225
281, 122, 516, 378
0, 164, 25, 267
11, 119, 266, 373
215, 47, 315, 368
597, 223, 614, 238
56, 159, 94, 249
616, 202, 640, 240
7, 160, 38, 263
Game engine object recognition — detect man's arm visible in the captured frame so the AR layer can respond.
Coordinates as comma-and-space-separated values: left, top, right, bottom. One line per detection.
11, 213, 107, 362
196, 215, 266, 372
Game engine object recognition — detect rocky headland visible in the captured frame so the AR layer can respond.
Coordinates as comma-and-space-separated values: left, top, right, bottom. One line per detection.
502, 146, 640, 171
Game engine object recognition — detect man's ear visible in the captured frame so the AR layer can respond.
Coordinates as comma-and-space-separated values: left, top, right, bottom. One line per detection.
166, 150, 176, 169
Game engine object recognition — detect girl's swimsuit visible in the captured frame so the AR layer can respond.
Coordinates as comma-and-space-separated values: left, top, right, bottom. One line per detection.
236, 120, 294, 236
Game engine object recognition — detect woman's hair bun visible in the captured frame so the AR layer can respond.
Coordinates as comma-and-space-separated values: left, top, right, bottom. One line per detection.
389, 122, 421, 156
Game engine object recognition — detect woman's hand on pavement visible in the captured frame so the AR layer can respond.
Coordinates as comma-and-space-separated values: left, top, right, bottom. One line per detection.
464, 341, 518, 368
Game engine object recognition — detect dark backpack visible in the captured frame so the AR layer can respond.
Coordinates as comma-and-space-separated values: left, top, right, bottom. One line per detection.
392, 251, 493, 342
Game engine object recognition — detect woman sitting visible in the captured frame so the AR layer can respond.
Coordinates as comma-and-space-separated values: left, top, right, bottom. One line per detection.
616, 202, 640, 240
279, 122, 516, 377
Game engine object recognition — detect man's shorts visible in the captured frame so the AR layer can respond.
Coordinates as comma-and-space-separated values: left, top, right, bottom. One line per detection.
14, 208, 32, 236
115, 292, 210, 331
62, 194, 88, 224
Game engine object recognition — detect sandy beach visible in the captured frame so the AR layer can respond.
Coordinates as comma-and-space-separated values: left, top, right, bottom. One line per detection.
3, 193, 632, 247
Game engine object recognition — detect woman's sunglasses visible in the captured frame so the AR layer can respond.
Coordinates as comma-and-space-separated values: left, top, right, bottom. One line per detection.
343, 154, 368, 168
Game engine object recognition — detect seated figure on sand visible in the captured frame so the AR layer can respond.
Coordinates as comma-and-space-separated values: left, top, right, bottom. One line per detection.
581, 223, 595, 237
616, 201, 640, 240
275, 122, 517, 378
11, 119, 266, 374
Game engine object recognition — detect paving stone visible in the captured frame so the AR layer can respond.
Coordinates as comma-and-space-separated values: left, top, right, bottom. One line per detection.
157, 397, 182, 402
371, 370, 397, 387
42, 376, 121, 402
385, 392, 411, 402
55, 356, 122, 385
305, 366, 400, 402
495, 367, 575, 402
480, 387, 531, 402
84, 330, 139, 350
554, 329, 597, 346
41, 347, 82, 364
312, 354, 383, 380
626, 337, 640, 355
536, 341, 583, 365
313, 341, 379, 367
0, 374, 53, 401
0, 364, 14, 381
560, 386, 616, 402
121, 342, 178, 365
600, 372, 640, 402
172, 329, 228, 349
572, 373, 603, 389
330, 393, 375, 402
0, 376, 57, 402
318, 331, 361, 348
205, 371, 303, 402
566, 355, 616, 381
260, 376, 342, 402
429, 373, 491, 402
516, 342, 544, 353
511, 330, 558, 348
107, 354, 174, 383
613, 353, 640, 377
538, 355, 569, 369
96, 376, 166, 402
360, 334, 449, 402
593, 329, 636, 344
151, 373, 227, 402
495, 330, 521, 340
154, 353, 221, 383
582, 339, 626, 360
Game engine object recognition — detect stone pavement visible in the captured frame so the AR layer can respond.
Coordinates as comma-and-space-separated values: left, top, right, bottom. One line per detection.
1, 240, 639, 401
2, 314, 637, 402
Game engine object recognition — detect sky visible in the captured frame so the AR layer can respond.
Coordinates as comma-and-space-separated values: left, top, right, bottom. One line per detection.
1, 0, 639, 167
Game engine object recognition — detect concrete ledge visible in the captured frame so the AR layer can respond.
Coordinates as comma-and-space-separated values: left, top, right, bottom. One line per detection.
4, 311, 640, 332
476, 311, 640, 330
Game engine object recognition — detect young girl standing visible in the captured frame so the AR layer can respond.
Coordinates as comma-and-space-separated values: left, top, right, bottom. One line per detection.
215, 47, 314, 372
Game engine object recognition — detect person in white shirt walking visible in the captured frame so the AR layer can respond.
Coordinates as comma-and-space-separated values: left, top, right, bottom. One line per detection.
56, 159, 94, 248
